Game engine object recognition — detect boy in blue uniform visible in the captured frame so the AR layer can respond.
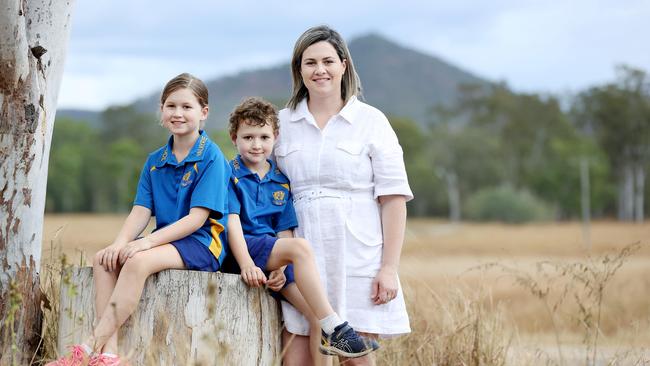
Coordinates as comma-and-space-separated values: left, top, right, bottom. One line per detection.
225, 97, 379, 360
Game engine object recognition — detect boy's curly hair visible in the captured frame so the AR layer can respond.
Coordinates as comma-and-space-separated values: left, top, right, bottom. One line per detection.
228, 97, 279, 139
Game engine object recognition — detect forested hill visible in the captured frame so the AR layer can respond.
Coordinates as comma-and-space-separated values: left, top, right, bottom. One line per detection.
120, 34, 489, 128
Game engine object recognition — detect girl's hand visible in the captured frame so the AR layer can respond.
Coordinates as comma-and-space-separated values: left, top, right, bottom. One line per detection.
266, 269, 286, 291
118, 237, 153, 264
241, 265, 267, 288
98, 242, 127, 272
371, 266, 399, 305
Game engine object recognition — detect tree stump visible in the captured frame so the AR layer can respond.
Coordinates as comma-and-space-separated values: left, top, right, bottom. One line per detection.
57, 267, 281, 365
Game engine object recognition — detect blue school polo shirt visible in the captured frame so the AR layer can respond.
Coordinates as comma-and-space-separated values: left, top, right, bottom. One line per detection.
228, 155, 298, 236
134, 130, 230, 265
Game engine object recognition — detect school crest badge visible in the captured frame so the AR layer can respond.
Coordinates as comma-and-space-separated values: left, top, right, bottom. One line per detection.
272, 190, 286, 205
181, 171, 193, 187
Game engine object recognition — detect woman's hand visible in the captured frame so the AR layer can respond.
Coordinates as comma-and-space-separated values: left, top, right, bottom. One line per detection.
241, 265, 267, 288
266, 269, 287, 291
97, 242, 127, 272
371, 266, 399, 305
118, 237, 153, 264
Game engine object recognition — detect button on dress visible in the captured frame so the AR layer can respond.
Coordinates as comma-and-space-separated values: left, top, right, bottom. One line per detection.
275, 96, 413, 336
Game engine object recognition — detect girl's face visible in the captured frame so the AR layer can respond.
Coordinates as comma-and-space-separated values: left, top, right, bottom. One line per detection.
232, 121, 276, 169
161, 88, 208, 138
300, 41, 346, 99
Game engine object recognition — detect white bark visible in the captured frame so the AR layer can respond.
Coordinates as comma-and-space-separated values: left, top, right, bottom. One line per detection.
446, 170, 461, 222
634, 164, 645, 222
0, 0, 75, 363
57, 268, 282, 365
617, 164, 635, 221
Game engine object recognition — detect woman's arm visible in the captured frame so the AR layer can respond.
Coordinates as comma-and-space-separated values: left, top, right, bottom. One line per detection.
227, 213, 267, 287
371, 194, 407, 305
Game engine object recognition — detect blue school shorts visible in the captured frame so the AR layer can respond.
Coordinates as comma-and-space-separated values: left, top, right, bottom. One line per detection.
171, 236, 220, 272
221, 234, 295, 289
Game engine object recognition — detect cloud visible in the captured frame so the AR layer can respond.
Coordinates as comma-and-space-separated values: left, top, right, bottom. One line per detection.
59, 0, 650, 109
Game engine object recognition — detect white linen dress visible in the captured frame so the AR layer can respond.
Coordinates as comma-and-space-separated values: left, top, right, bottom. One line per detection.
275, 96, 413, 336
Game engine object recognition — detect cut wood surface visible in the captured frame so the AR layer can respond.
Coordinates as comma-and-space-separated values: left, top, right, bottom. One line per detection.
57, 267, 281, 365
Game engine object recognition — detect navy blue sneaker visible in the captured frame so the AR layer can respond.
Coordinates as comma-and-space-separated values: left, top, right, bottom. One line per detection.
319, 321, 380, 358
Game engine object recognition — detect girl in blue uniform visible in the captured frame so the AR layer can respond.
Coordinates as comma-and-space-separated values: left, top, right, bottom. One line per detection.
48, 73, 230, 366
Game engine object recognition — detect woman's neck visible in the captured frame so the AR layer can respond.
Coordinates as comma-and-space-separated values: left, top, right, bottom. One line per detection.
172, 131, 200, 162
307, 94, 345, 129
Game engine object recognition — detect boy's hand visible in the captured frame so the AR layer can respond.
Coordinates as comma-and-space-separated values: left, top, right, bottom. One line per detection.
98, 242, 127, 272
241, 265, 267, 288
118, 237, 153, 264
266, 269, 286, 291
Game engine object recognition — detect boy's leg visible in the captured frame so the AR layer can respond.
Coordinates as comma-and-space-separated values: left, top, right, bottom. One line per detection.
267, 238, 379, 358
92, 251, 121, 354
87, 244, 184, 350
266, 238, 334, 319
281, 284, 333, 366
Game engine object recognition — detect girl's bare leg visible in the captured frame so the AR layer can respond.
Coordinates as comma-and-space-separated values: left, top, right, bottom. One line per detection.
92, 251, 121, 353
86, 244, 184, 350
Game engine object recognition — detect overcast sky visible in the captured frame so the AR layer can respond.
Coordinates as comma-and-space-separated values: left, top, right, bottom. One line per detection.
58, 0, 650, 111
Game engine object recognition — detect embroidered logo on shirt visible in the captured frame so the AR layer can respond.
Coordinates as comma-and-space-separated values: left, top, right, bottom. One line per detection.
181, 170, 193, 187
233, 159, 240, 170
272, 190, 286, 205
160, 149, 168, 162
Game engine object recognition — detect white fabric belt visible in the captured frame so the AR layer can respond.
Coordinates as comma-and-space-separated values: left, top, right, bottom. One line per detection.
293, 188, 374, 202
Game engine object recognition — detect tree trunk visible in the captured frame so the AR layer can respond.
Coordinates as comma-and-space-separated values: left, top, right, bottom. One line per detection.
445, 170, 461, 222
634, 164, 645, 222
57, 268, 281, 365
0, 1, 75, 363
617, 164, 635, 221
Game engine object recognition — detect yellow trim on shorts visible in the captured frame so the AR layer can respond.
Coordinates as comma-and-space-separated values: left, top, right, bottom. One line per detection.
208, 218, 224, 259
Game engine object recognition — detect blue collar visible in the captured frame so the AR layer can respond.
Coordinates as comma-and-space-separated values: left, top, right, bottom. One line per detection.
154, 130, 210, 168
231, 155, 288, 184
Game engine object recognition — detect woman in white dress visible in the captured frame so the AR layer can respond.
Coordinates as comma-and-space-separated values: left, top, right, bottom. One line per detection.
275, 25, 413, 365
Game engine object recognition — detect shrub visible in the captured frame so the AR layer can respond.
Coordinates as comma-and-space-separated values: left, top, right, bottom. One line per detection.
464, 186, 553, 223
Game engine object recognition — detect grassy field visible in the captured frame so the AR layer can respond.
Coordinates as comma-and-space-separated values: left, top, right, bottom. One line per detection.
41, 215, 650, 365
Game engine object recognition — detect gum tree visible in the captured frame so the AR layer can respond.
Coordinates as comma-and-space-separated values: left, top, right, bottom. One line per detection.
0, 1, 75, 363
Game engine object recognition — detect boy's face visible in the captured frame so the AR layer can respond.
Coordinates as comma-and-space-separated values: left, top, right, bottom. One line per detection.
232, 121, 276, 168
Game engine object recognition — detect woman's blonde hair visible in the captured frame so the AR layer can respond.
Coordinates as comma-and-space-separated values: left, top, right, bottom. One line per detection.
287, 25, 362, 110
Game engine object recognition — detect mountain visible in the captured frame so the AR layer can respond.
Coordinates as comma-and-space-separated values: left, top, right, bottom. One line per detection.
59, 34, 490, 129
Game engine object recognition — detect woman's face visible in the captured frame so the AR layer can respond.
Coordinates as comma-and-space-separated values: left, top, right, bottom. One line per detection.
300, 41, 347, 99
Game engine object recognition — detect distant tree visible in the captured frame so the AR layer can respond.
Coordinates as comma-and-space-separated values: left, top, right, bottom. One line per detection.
103, 139, 144, 211
427, 122, 503, 221
573, 66, 650, 221
0, 1, 75, 363
46, 119, 100, 212
100, 105, 166, 152
390, 116, 443, 216
441, 83, 600, 218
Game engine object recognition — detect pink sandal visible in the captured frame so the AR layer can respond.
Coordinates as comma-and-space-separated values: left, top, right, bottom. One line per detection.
45, 344, 91, 366
89, 353, 122, 366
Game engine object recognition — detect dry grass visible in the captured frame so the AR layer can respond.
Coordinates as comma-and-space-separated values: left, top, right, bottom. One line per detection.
40, 215, 650, 365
